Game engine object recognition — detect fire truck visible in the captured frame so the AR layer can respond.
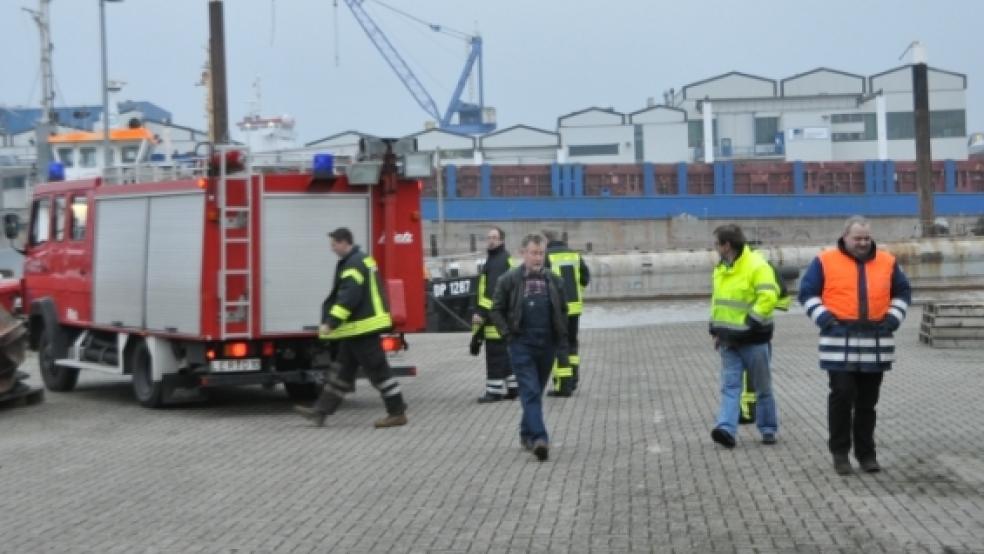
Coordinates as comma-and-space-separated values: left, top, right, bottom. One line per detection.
0, 139, 427, 407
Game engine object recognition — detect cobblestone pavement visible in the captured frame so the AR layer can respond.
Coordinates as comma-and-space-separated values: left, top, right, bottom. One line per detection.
2, 307, 984, 553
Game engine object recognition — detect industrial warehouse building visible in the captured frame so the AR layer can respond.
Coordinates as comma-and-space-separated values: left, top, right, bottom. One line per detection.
406, 64, 969, 166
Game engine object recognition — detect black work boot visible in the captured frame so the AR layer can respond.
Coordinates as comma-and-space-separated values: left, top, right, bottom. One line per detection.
294, 390, 342, 427
858, 457, 881, 473
477, 392, 505, 403
833, 454, 854, 475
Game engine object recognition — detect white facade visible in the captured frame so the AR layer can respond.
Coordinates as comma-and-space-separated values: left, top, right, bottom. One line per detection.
557, 108, 633, 164
408, 128, 477, 166
305, 131, 377, 163
139, 119, 208, 158
480, 125, 559, 165
629, 106, 691, 164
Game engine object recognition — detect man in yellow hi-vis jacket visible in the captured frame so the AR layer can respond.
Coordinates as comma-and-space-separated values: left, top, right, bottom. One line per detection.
295, 227, 408, 429
470, 226, 518, 402
543, 230, 590, 397
708, 225, 779, 448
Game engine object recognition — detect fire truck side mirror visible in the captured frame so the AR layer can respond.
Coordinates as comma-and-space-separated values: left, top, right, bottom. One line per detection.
3, 213, 20, 241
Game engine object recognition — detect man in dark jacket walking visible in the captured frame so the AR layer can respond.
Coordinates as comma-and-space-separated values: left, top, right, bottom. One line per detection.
799, 216, 911, 475
295, 227, 408, 429
470, 226, 518, 402
543, 230, 590, 397
490, 234, 570, 462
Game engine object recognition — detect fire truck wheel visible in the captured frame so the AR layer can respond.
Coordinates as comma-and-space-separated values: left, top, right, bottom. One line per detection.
38, 328, 79, 392
284, 382, 320, 402
130, 341, 164, 408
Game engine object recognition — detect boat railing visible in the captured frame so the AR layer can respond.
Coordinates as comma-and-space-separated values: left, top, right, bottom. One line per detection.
102, 159, 209, 185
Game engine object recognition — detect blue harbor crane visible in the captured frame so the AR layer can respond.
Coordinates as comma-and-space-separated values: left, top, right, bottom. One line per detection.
341, 0, 496, 135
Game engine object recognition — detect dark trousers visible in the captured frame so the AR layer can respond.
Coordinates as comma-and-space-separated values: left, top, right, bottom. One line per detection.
319, 334, 406, 416
828, 370, 883, 460
552, 315, 580, 393
508, 330, 555, 444
485, 338, 516, 396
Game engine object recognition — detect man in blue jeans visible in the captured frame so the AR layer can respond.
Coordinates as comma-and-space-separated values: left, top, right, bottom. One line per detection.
489, 234, 570, 462
708, 224, 780, 448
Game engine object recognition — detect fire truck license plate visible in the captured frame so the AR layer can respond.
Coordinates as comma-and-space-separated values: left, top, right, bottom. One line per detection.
210, 359, 261, 372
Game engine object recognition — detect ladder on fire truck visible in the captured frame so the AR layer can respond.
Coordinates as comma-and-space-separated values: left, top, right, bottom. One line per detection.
216, 146, 253, 340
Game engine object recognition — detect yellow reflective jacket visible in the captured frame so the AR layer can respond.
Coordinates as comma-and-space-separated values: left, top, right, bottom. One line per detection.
320, 246, 392, 339
710, 245, 779, 344
545, 241, 590, 316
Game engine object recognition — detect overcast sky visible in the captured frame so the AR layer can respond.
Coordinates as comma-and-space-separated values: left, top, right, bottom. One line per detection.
2, 0, 981, 143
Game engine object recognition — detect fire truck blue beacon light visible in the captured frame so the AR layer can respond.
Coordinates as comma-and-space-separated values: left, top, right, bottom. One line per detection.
48, 162, 66, 182
313, 154, 334, 179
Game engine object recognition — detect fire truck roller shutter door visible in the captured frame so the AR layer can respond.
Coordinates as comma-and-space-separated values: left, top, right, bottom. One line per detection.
261, 195, 370, 334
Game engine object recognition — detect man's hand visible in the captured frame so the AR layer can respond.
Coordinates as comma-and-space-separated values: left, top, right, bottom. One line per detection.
469, 333, 483, 356
713, 336, 720, 350
744, 314, 765, 330
880, 314, 901, 333
319, 323, 332, 336
815, 310, 839, 330
472, 313, 483, 326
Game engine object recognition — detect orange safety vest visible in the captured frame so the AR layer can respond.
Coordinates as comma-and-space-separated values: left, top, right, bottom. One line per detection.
818, 248, 896, 322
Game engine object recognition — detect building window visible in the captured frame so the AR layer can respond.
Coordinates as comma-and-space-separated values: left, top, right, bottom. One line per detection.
79, 147, 98, 168
755, 117, 780, 145
831, 112, 876, 142
438, 149, 473, 160
121, 146, 140, 163
688, 120, 718, 148
568, 144, 619, 156
887, 110, 967, 140
634, 125, 644, 163
831, 113, 865, 124
70, 196, 88, 241
931, 110, 966, 138
57, 147, 75, 168
1, 176, 26, 190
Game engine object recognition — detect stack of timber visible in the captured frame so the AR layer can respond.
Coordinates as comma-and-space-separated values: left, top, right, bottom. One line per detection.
919, 303, 984, 348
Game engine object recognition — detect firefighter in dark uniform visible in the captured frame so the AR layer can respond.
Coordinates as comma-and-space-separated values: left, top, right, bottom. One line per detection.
739, 262, 793, 424
470, 226, 518, 402
543, 230, 590, 397
295, 227, 408, 428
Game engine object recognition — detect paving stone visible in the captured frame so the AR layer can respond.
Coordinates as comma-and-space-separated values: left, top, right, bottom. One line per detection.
2, 307, 983, 552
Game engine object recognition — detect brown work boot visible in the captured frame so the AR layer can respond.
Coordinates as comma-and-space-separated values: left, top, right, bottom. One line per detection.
373, 413, 408, 428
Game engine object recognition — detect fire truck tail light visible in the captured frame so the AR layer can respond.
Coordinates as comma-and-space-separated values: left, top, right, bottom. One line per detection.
262, 341, 275, 357
224, 342, 250, 358
197, 178, 208, 189
410, 210, 420, 222
206, 206, 220, 222
380, 336, 401, 353
206, 349, 216, 360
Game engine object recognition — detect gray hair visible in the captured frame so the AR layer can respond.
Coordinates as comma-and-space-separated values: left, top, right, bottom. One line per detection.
521, 234, 544, 248
842, 216, 870, 236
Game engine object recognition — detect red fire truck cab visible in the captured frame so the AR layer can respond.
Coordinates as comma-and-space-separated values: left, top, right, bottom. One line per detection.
0, 142, 426, 407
